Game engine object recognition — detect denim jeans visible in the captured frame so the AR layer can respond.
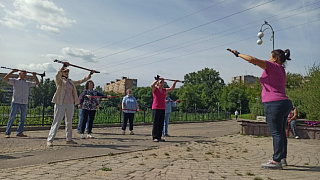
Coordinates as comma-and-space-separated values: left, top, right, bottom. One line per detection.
5, 103, 28, 135
263, 99, 293, 162
287, 119, 297, 137
81, 109, 96, 134
122, 112, 134, 131
77, 109, 89, 133
162, 113, 171, 135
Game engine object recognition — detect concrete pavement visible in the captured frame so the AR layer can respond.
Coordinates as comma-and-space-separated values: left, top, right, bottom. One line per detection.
0, 119, 319, 179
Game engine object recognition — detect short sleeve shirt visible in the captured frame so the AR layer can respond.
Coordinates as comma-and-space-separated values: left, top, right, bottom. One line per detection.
260, 61, 288, 103
122, 95, 138, 113
152, 87, 167, 110
8, 78, 36, 104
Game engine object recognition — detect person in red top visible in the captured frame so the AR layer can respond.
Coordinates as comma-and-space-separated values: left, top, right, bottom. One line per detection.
151, 77, 177, 142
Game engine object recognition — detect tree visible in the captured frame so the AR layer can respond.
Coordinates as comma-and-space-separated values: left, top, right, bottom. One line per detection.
30, 78, 56, 108
182, 68, 225, 110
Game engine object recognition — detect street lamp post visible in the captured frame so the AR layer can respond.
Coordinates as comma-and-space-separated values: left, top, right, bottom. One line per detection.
257, 21, 274, 50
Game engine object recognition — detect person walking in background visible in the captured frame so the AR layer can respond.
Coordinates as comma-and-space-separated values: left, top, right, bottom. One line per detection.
235, 110, 239, 120
121, 89, 139, 135
47, 62, 93, 147
162, 96, 177, 137
229, 49, 293, 169
3, 69, 39, 138
287, 106, 299, 139
151, 77, 177, 142
79, 80, 105, 139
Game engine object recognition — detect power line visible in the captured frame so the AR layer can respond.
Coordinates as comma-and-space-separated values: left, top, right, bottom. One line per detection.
97, 18, 320, 75
92, 0, 229, 52
94, 2, 320, 70
96, 0, 275, 60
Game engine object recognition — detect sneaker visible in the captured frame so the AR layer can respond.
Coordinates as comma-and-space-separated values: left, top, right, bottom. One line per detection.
87, 134, 94, 139
261, 160, 283, 169
281, 158, 288, 166
295, 136, 300, 139
163, 134, 170, 137
159, 138, 165, 142
129, 131, 134, 135
153, 139, 159, 142
122, 130, 125, 135
47, 141, 53, 147
16, 134, 27, 137
80, 133, 85, 139
66, 140, 78, 144
4, 135, 10, 138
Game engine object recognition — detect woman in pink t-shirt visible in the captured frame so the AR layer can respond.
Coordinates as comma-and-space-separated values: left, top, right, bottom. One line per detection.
151, 77, 177, 142
230, 49, 293, 170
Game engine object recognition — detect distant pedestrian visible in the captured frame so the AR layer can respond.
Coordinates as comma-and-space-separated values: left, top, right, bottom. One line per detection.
235, 110, 239, 120
151, 77, 177, 142
3, 69, 39, 138
230, 49, 293, 169
287, 106, 299, 139
79, 80, 105, 139
162, 96, 177, 137
121, 89, 139, 135
47, 63, 93, 147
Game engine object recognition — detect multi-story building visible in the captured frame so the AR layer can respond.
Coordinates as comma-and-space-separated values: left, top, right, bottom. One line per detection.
104, 76, 137, 95
232, 75, 258, 85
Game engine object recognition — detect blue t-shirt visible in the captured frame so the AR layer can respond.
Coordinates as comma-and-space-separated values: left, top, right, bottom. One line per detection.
122, 95, 138, 113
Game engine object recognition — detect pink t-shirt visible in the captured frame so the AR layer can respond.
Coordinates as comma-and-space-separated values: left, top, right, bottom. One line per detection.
260, 61, 288, 103
152, 87, 167, 109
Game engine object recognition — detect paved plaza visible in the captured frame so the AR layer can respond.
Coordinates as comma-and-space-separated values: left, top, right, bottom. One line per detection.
0, 120, 319, 180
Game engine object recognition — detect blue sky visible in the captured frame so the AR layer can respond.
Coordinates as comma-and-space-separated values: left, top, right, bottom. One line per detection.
1, 0, 319, 88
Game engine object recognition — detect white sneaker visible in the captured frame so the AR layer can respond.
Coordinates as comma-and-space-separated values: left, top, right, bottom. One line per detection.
80, 133, 85, 139
129, 131, 134, 135
47, 141, 53, 147
261, 160, 282, 169
295, 136, 300, 139
87, 133, 94, 139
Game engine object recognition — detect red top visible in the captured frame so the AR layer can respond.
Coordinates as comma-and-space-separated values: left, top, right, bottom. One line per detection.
152, 87, 167, 109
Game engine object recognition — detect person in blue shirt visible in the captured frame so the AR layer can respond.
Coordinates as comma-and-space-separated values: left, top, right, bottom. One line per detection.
162, 96, 177, 137
122, 89, 139, 135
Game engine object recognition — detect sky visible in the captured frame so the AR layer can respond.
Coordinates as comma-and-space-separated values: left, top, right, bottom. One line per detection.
1, 0, 319, 88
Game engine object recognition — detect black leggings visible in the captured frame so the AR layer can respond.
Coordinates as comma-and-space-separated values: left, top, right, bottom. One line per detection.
81, 109, 96, 134
152, 109, 165, 140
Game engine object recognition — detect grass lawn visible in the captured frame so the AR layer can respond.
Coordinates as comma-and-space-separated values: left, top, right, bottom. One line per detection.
231, 113, 255, 120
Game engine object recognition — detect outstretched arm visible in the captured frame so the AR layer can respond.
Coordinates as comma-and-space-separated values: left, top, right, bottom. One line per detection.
151, 79, 160, 92
230, 50, 267, 70
32, 72, 40, 85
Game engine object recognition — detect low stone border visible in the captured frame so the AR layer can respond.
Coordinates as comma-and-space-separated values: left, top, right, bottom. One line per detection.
238, 120, 320, 140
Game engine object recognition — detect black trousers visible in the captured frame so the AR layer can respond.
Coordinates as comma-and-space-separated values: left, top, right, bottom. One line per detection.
81, 109, 96, 134
122, 112, 135, 131
152, 109, 165, 140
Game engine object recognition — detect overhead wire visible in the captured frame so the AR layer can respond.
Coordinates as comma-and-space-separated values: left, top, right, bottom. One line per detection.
102, 18, 320, 75
95, 0, 275, 60
91, 0, 229, 52
94, 1, 320, 70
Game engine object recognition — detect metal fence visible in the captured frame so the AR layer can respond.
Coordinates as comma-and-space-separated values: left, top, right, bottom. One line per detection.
0, 97, 231, 127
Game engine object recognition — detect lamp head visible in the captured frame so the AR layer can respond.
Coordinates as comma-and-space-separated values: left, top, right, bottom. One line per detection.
257, 31, 264, 38
257, 39, 263, 45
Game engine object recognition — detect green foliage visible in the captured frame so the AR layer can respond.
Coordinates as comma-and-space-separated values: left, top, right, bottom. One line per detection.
30, 78, 56, 108
179, 67, 225, 110
132, 87, 153, 108
300, 64, 320, 120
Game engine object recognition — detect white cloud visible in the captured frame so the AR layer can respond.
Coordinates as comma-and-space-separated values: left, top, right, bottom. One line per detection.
0, 16, 25, 29
0, 0, 76, 34
17, 62, 56, 72
44, 54, 67, 62
62, 47, 98, 62
37, 25, 60, 34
